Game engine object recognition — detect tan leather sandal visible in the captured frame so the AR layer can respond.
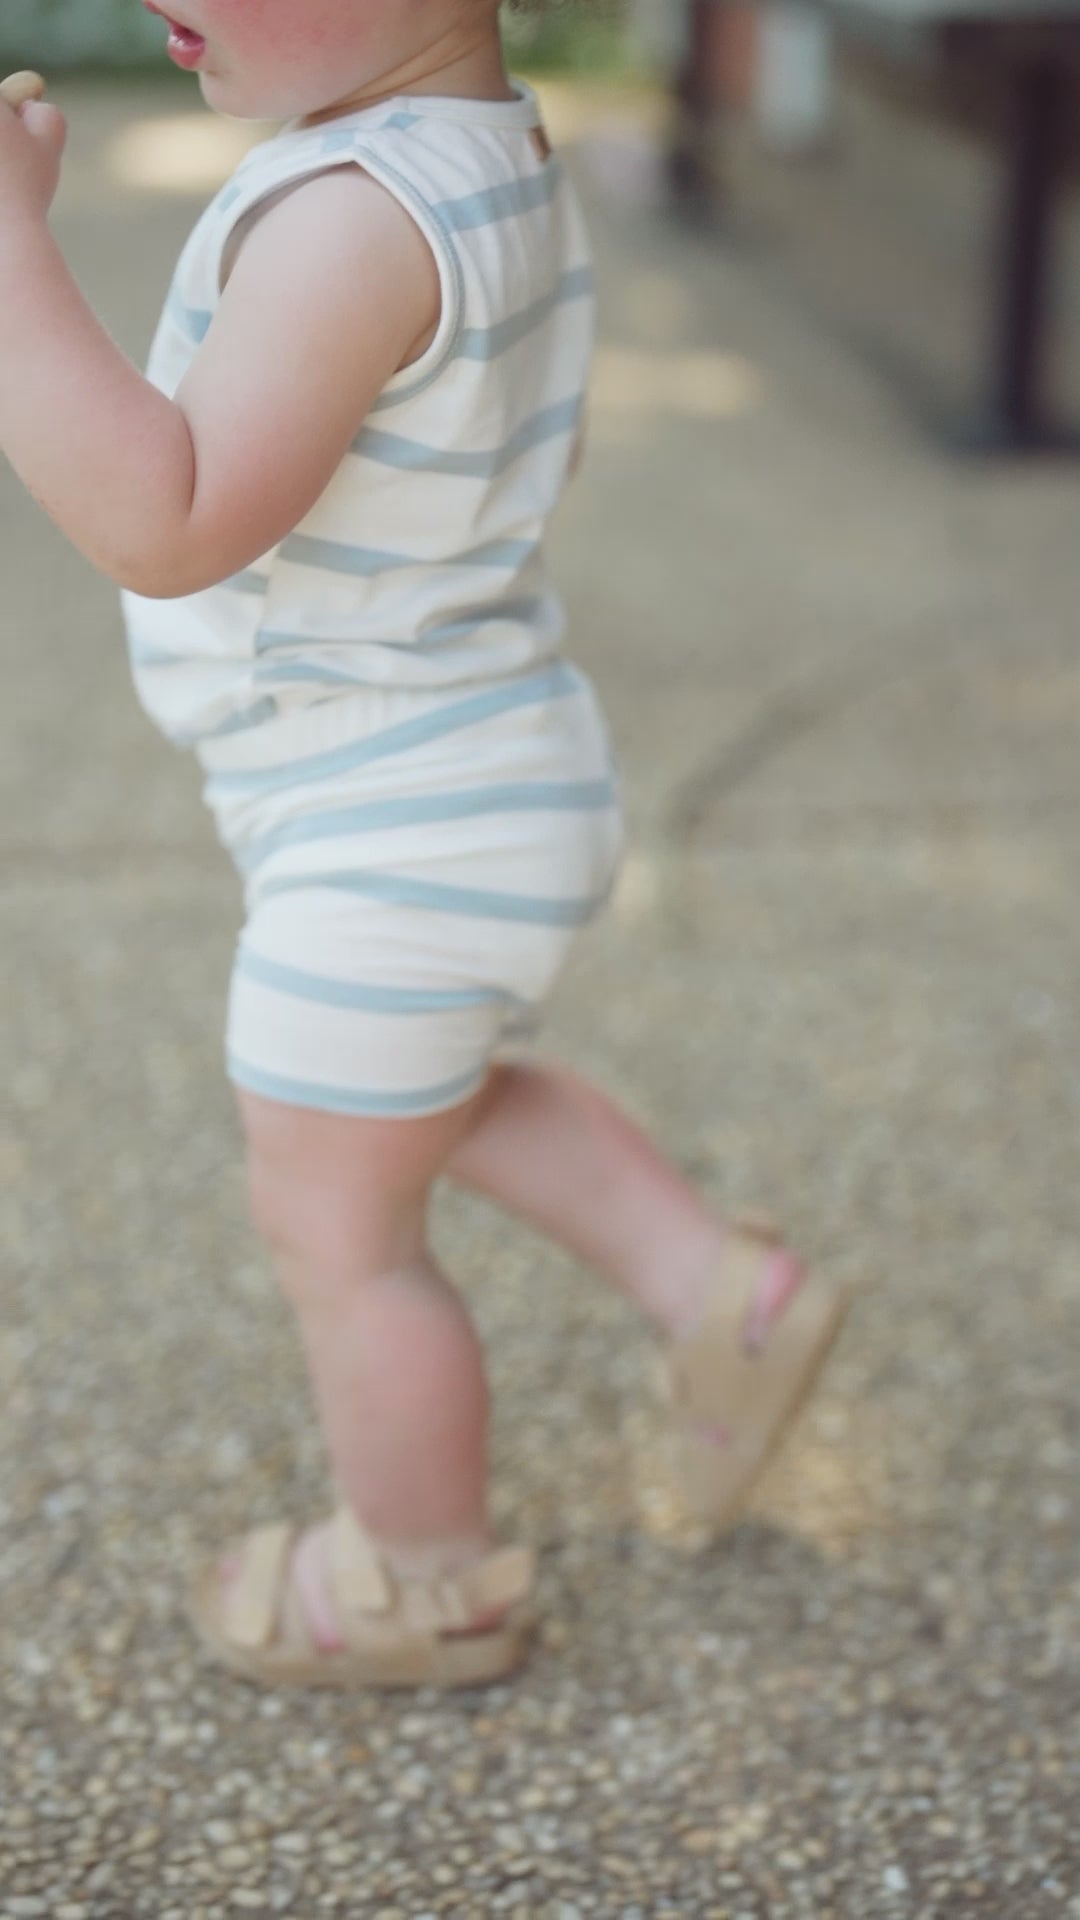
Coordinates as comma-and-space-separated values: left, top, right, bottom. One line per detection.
660, 1221, 851, 1531
187, 1506, 537, 1689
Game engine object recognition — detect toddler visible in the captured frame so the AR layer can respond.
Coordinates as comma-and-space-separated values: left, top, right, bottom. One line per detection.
0, 0, 848, 1688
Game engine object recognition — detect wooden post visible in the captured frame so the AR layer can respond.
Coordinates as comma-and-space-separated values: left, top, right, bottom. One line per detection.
668, 1, 759, 214
989, 47, 1067, 445
943, 21, 1079, 450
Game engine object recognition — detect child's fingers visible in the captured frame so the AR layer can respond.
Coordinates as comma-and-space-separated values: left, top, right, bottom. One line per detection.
18, 99, 67, 154
0, 73, 62, 152
0, 76, 68, 162
0, 70, 46, 110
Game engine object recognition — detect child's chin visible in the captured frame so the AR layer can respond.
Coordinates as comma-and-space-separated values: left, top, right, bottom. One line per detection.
196, 73, 275, 121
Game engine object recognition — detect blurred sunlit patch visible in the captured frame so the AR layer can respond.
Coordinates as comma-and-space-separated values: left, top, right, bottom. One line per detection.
105, 114, 268, 193
533, 80, 667, 148
627, 1382, 894, 1558
591, 345, 764, 420
751, 1401, 896, 1555
611, 850, 660, 921
531, 83, 672, 206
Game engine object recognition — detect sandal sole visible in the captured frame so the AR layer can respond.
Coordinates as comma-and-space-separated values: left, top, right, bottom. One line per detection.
186, 1565, 536, 1690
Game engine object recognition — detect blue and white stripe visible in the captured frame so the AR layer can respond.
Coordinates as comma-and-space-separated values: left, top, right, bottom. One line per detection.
212, 664, 622, 1117
120, 77, 621, 1118
121, 75, 596, 740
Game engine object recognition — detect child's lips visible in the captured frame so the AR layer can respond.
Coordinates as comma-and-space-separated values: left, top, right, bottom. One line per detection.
166, 30, 207, 70
144, 4, 208, 68
143, 1, 207, 59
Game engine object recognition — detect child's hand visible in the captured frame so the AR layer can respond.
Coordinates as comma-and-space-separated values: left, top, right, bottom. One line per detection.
0, 74, 67, 230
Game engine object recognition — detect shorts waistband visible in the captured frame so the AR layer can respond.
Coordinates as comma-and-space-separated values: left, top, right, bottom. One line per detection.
195, 661, 579, 779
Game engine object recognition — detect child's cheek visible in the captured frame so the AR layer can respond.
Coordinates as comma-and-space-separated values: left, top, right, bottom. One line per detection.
205, 0, 355, 66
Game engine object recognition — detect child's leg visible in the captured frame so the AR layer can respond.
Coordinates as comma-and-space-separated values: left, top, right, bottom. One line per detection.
446, 1058, 805, 1339
220, 1060, 804, 1648
229, 1080, 502, 1648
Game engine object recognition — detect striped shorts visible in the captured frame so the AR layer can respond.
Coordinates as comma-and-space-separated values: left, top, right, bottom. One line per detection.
195, 659, 624, 1119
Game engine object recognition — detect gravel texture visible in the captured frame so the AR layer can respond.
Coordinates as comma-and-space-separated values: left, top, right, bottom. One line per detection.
2, 74, 1079, 1920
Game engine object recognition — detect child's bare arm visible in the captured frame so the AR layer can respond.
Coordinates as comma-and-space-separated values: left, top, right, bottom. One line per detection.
164, 169, 440, 595
0, 95, 439, 598
0, 214, 199, 592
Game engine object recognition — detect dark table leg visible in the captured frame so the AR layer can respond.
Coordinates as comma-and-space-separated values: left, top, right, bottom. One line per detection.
985, 48, 1071, 449
668, 0, 725, 221
941, 29, 1080, 454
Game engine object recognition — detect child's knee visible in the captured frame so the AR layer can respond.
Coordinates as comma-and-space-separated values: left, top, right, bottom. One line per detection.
236, 1087, 475, 1283
245, 1144, 422, 1281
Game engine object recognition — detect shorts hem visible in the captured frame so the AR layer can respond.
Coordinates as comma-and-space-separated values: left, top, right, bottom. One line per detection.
226, 1052, 490, 1119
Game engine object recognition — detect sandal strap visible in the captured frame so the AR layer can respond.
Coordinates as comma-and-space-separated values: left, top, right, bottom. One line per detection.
458, 1546, 536, 1616
666, 1224, 795, 1419
327, 1507, 535, 1643
703, 1224, 778, 1325
730, 1212, 784, 1249
222, 1520, 295, 1650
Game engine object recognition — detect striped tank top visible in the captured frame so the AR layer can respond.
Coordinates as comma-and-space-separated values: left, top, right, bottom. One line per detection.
119, 78, 595, 750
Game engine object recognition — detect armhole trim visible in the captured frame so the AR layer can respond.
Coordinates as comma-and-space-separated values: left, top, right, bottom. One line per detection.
209, 144, 465, 409
345, 142, 466, 410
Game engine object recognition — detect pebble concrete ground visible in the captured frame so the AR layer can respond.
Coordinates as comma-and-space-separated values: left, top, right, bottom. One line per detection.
2, 71, 1079, 1920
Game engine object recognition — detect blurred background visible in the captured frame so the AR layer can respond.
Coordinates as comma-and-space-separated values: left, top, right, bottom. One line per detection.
3, 4, 1079, 1916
